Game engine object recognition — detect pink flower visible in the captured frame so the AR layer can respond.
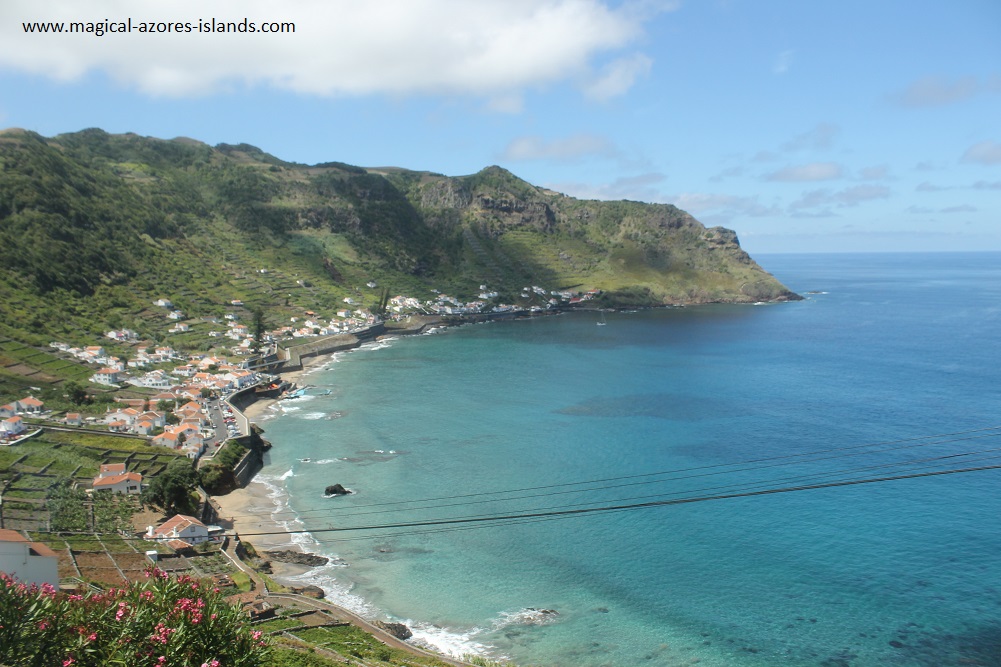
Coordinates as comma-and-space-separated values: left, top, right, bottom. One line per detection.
62, 658, 75, 666
251, 630, 263, 640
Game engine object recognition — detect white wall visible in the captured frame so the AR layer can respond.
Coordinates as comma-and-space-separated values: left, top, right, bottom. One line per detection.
0, 540, 59, 587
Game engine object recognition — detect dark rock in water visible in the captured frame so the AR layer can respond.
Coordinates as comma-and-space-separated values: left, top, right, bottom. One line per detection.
889, 640, 905, 648
325, 483, 350, 496
528, 607, 559, 616
373, 620, 413, 640
265, 550, 330, 567
289, 585, 325, 599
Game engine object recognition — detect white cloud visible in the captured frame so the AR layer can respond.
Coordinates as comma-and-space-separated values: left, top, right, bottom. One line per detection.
500, 134, 618, 161
973, 180, 1001, 190
833, 185, 891, 206
961, 140, 1001, 165
916, 181, 950, 192
1, 0, 670, 101
669, 193, 780, 217
858, 164, 889, 181
781, 123, 839, 152
940, 205, 977, 214
581, 53, 653, 101
891, 75, 980, 107
547, 172, 667, 201
772, 49, 794, 75
790, 185, 890, 210
485, 93, 525, 114
765, 162, 843, 182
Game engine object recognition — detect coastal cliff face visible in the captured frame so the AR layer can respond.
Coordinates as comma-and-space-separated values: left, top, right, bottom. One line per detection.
0, 128, 797, 346
387, 164, 799, 305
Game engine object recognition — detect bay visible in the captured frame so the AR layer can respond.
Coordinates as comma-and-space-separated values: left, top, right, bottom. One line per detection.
253, 252, 1001, 666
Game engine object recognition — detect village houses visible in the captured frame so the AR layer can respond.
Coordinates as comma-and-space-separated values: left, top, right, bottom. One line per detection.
92, 463, 143, 495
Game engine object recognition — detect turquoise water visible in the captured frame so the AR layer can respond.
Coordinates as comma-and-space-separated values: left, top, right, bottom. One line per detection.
248, 252, 1001, 666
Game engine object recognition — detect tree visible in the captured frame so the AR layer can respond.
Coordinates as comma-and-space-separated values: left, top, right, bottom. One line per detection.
140, 458, 199, 516
251, 307, 268, 355
63, 381, 89, 406
199, 387, 214, 399
47, 480, 88, 531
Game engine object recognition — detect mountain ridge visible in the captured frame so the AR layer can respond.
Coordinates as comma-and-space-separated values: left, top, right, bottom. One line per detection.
0, 128, 799, 353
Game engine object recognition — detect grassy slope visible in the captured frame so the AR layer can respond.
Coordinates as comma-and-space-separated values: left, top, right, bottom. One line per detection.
0, 129, 797, 401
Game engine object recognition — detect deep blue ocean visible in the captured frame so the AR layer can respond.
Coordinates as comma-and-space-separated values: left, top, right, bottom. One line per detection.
248, 252, 1001, 666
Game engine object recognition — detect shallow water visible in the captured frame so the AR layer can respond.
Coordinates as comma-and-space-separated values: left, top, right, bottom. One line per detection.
249, 252, 1001, 666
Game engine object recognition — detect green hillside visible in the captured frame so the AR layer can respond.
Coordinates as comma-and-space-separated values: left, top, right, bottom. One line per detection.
0, 127, 798, 400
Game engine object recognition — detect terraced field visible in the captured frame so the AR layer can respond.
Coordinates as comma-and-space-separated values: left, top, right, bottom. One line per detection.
0, 430, 183, 531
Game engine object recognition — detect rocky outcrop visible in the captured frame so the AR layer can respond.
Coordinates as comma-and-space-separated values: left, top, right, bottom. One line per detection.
373, 620, 413, 640
289, 585, 326, 599
265, 550, 330, 567
324, 483, 350, 496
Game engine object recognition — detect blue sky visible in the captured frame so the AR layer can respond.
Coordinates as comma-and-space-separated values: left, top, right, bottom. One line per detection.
1, 0, 998, 253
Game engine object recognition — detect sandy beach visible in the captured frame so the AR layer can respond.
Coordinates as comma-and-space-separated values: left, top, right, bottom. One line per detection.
240, 354, 327, 422
212, 352, 338, 580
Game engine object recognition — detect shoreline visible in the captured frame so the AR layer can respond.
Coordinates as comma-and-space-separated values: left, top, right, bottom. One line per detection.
212, 332, 496, 660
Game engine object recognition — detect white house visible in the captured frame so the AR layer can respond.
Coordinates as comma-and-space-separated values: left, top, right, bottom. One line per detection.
15, 397, 44, 414
145, 514, 221, 547
91, 368, 122, 385
154, 298, 173, 308
0, 529, 59, 587
1, 416, 25, 436
92, 471, 143, 495
99, 463, 127, 478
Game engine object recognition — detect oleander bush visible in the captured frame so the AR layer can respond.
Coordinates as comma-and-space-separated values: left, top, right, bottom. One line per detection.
0, 568, 268, 667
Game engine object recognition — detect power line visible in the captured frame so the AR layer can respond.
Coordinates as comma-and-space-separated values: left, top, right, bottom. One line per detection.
222, 426, 1001, 524
233, 462, 1001, 539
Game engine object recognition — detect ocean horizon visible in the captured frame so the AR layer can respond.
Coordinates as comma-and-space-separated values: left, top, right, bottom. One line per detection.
243, 251, 1001, 667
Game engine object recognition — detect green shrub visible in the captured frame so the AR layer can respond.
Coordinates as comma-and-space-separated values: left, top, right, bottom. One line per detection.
0, 568, 269, 666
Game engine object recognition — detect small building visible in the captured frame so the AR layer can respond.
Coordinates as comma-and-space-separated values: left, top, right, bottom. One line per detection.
65, 413, 82, 426
91, 368, 122, 385
1, 416, 25, 436
0, 529, 58, 587
15, 397, 44, 414
145, 514, 222, 546
98, 463, 127, 478
92, 471, 143, 495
